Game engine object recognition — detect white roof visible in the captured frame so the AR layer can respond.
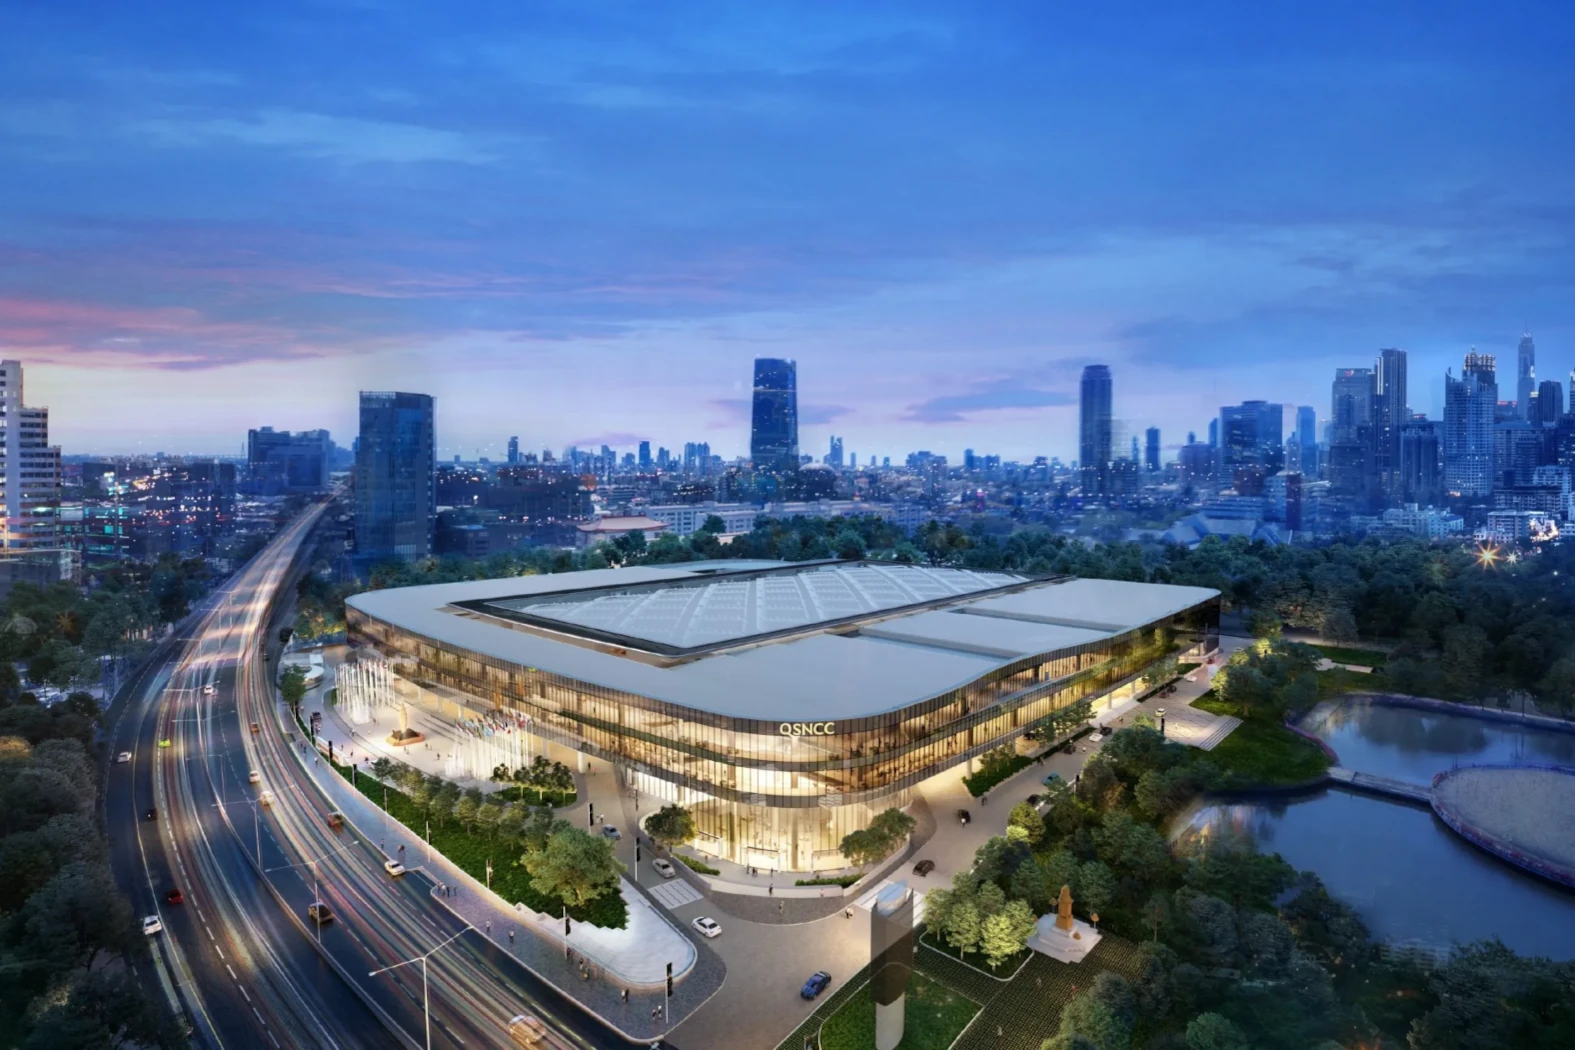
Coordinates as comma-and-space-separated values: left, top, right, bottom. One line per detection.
347, 564, 1217, 721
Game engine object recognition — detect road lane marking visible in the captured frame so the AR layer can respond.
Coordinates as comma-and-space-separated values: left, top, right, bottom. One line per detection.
226, 965, 237, 980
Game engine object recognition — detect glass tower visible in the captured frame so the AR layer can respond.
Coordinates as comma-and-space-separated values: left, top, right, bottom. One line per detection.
1079, 365, 1113, 494
355, 391, 436, 560
749, 358, 799, 472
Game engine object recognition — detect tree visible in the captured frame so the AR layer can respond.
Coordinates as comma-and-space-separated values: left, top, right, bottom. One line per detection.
371, 757, 394, 781
699, 514, 726, 535
834, 529, 867, 560
1007, 801, 1046, 845
0, 813, 103, 912
645, 804, 696, 850
523, 826, 623, 908
1185, 1013, 1248, 1050
454, 793, 480, 831
944, 897, 982, 956
839, 829, 883, 868
279, 664, 309, 714
979, 899, 1037, 970
24, 967, 168, 1050
1054, 988, 1131, 1050
1077, 860, 1115, 916
867, 807, 917, 855
475, 799, 503, 839
17, 860, 135, 972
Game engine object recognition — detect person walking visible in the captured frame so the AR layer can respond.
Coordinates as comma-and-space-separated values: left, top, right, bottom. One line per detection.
509, 929, 515, 945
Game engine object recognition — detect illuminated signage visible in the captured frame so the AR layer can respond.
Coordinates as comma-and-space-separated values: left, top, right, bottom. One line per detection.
779, 721, 836, 736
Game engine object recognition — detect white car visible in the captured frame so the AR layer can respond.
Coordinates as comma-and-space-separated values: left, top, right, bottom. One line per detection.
203, 684, 216, 697
1185, 673, 1199, 682
691, 916, 722, 939
259, 789, 275, 806
384, 859, 406, 877
248, 770, 261, 784
601, 824, 621, 840
142, 915, 163, 936
652, 858, 677, 879
116, 752, 132, 764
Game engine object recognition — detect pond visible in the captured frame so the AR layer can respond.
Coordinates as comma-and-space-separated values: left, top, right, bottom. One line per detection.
1175, 701, 1575, 959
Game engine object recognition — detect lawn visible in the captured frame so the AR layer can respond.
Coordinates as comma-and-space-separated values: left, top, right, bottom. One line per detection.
1206, 717, 1331, 786
1310, 644, 1389, 668
919, 931, 1032, 978
818, 971, 979, 1050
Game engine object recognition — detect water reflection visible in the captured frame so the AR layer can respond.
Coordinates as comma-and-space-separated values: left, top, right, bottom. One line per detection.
1311, 702, 1575, 782
1179, 791, 1575, 959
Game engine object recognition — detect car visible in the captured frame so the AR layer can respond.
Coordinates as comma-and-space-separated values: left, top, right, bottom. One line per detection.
307, 902, 334, 925
956, 808, 971, 824
1063, 742, 1077, 754
157, 739, 172, 748
202, 684, 216, 697
259, 790, 275, 806
1026, 793, 1043, 805
691, 916, 722, 939
142, 915, 163, 936
651, 858, 677, 879
383, 859, 406, 877
116, 751, 132, 764
1043, 772, 1063, 787
248, 770, 261, 784
601, 824, 621, 840
801, 971, 832, 1000
326, 811, 344, 829
507, 1014, 549, 1046
250, 722, 260, 734
165, 888, 184, 905
1185, 673, 1199, 682
1099, 725, 1115, 737
912, 859, 936, 877
145, 808, 158, 822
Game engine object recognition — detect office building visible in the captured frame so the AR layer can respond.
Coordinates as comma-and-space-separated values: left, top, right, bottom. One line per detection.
1078, 365, 1113, 495
750, 359, 799, 473
1287, 406, 1318, 477
246, 427, 332, 493
348, 563, 1218, 870
1144, 427, 1160, 472
1398, 420, 1443, 506
1382, 504, 1465, 539
1330, 368, 1374, 444
1218, 401, 1283, 494
637, 441, 652, 470
1535, 380, 1564, 425
1373, 349, 1408, 500
828, 436, 844, 469
355, 392, 436, 561
507, 437, 520, 465
0, 361, 62, 552
1443, 352, 1497, 498
1517, 332, 1536, 420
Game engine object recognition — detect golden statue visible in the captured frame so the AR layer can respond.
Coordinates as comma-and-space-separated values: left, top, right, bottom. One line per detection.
1055, 885, 1074, 931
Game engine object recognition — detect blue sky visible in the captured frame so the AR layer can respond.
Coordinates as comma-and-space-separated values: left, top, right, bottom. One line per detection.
3, 0, 1572, 460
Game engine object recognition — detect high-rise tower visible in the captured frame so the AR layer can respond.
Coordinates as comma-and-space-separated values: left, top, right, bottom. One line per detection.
1373, 348, 1408, 501
1444, 350, 1497, 498
1517, 332, 1536, 420
1078, 365, 1113, 495
355, 391, 436, 560
0, 361, 61, 551
749, 358, 799, 472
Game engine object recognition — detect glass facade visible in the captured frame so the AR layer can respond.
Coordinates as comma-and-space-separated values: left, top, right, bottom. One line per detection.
348, 595, 1218, 870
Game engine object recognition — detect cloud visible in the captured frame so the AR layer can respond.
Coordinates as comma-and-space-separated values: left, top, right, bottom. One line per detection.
135, 109, 506, 165
902, 382, 1075, 423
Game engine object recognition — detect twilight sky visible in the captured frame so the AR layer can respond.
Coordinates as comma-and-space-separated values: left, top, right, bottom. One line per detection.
3, 1, 1573, 462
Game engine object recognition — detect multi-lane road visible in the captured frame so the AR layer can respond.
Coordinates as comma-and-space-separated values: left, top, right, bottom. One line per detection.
104, 505, 672, 1049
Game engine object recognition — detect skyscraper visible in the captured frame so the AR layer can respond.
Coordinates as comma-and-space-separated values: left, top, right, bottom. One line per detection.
1399, 420, 1443, 505
749, 358, 799, 472
246, 427, 331, 492
1373, 348, 1408, 501
507, 436, 519, 465
1078, 365, 1113, 495
828, 436, 844, 468
0, 361, 61, 551
1444, 351, 1497, 498
1330, 368, 1374, 443
638, 440, 652, 469
1517, 332, 1536, 420
355, 391, 435, 560
1535, 379, 1564, 425
1218, 401, 1283, 493
1144, 427, 1160, 472
1291, 406, 1317, 475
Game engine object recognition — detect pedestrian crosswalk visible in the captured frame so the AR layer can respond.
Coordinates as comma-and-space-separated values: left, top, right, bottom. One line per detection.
647, 878, 703, 910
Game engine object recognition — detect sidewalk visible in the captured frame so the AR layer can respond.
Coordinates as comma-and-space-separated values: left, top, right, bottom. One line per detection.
287, 698, 725, 1043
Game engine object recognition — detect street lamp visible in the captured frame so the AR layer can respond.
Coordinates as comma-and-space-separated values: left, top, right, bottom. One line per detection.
368, 924, 474, 1050
265, 840, 356, 942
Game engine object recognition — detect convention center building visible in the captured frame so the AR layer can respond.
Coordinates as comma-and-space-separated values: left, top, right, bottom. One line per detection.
346, 560, 1219, 872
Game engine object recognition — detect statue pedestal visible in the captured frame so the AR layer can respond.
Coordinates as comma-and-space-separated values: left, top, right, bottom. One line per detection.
1028, 914, 1102, 964
387, 729, 425, 747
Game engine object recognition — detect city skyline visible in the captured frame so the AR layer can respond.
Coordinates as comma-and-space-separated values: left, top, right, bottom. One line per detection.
4, 3, 1572, 459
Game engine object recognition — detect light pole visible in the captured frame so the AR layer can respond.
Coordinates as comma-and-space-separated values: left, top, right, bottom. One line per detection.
265, 840, 356, 942
369, 924, 474, 1050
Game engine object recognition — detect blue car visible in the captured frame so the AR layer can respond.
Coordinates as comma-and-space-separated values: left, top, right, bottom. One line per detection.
801, 971, 832, 1000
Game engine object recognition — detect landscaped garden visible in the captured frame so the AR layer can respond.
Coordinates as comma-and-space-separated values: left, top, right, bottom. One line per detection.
817, 971, 979, 1050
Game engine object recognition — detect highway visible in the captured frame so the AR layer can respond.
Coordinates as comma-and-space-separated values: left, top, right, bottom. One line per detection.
105, 504, 675, 1050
